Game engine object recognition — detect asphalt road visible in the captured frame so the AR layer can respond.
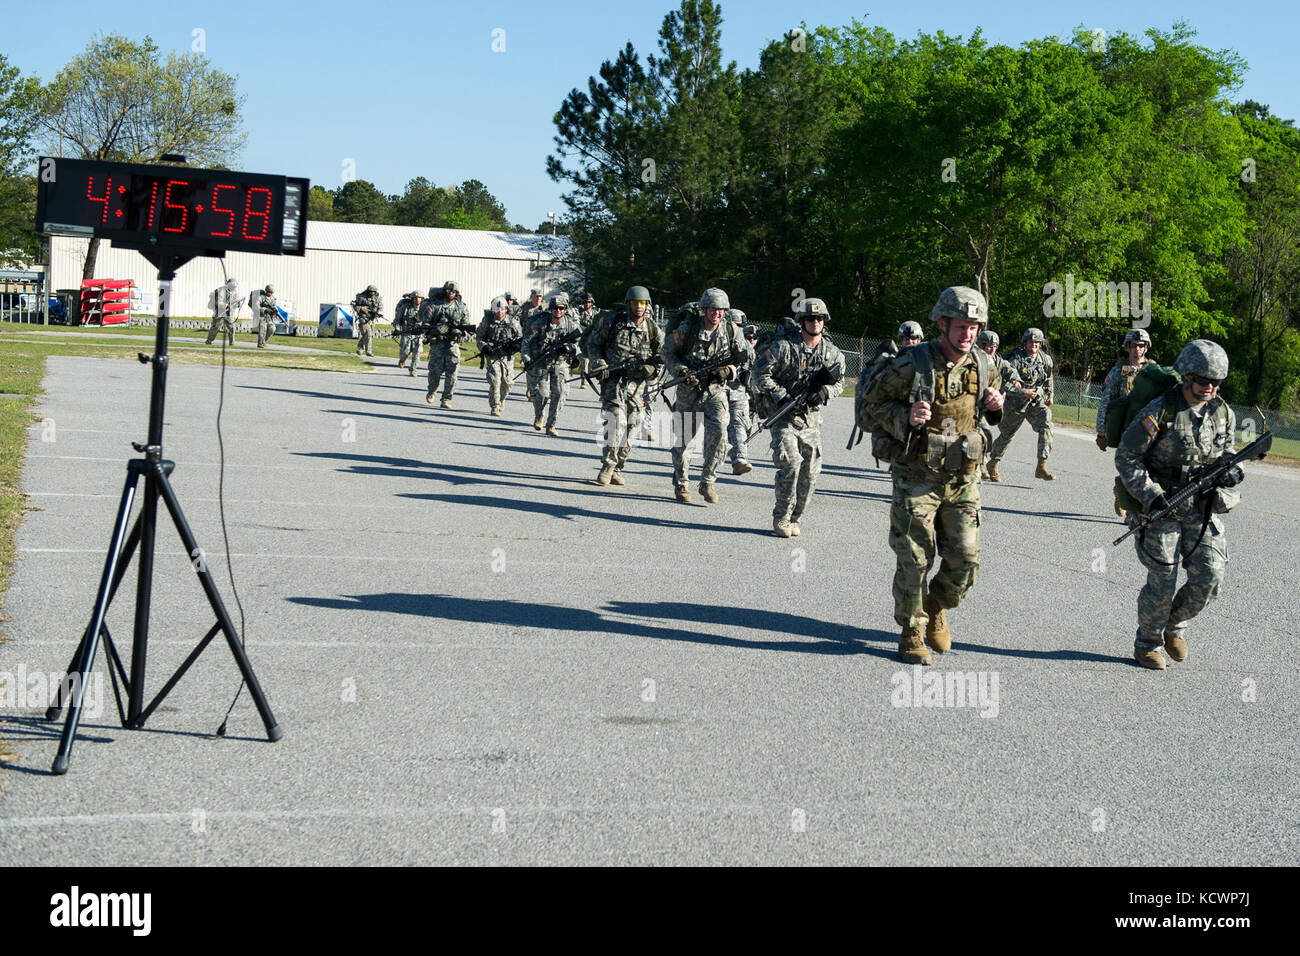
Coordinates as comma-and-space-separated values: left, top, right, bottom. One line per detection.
2, 355, 1297, 865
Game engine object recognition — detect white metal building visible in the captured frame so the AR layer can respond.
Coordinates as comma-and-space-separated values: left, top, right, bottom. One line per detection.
48, 221, 579, 320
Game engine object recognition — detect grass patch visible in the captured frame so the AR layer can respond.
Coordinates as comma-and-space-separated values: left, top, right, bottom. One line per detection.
0, 343, 44, 644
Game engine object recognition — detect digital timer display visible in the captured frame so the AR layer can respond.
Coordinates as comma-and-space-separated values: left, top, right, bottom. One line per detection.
36, 157, 308, 256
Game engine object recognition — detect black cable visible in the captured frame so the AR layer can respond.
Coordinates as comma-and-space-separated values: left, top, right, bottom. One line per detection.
212, 264, 248, 736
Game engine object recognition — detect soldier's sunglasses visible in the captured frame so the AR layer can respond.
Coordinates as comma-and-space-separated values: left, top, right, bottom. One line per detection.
1189, 375, 1221, 388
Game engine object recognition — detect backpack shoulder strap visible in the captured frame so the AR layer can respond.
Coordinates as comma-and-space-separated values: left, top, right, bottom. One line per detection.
972, 347, 991, 417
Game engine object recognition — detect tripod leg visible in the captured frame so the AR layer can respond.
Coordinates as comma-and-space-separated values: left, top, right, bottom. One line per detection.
45, 516, 143, 721
51, 470, 142, 774
152, 464, 282, 742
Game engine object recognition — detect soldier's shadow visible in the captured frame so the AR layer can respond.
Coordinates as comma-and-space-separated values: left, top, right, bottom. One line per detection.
285, 593, 898, 659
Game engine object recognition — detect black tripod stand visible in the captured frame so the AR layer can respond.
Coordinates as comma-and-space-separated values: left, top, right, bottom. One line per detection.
45, 251, 282, 774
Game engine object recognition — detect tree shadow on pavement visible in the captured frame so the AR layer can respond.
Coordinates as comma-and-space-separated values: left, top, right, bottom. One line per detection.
285, 592, 898, 659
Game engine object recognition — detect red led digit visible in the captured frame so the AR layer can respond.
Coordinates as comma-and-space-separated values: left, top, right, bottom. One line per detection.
162, 179, 190, 233
86, 175, 112, 224
243, 187, 272, 240
211, 184, 236, 237
146, 181, 159, 228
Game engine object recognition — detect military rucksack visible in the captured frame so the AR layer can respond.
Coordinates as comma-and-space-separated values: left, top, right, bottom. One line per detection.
666, 303, 737, 354
856, 343, 991, 465
247, 290, 261, 310
1104, 363, 1180, 448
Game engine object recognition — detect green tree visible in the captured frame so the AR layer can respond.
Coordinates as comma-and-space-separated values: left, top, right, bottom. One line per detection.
307, 184, 335, 221
0, 54, 41, 265
37, 33, 246, 278
392, 176, 454, 227
331, 179, 391, 224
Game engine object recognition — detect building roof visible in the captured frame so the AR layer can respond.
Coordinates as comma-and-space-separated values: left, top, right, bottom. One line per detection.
305, 220, 573, 261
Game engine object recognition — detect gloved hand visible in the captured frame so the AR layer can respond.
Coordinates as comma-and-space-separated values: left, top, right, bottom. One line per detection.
718, 365, 734, 382
640, 363, 659, 379
807, 385, 831, 408
1216, 463, 1245, 488
1095, 434, 1108, 451
1147, 493, 1170, 514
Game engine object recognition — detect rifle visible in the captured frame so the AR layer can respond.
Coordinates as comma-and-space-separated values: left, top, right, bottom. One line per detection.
413, 318, 478, 342
649, 348, 745, 407
472, 337, 522, 368
748, 364, 843, 441
512, 325, 583, 382
1113, 426, 1272, 547
569, 355, 662, 384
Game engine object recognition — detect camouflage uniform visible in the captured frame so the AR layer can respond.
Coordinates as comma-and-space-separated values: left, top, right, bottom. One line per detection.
396, 294, 424, 375
588, 306, 663, 477
256, 288, 278, 348
205, 279, 239, 346
989, 337, 1053, 464
660, 293, 752, 496
725, 310, 754, 473
352, 286, 382, 357
422, 287, 472, 404
863, 288, 1003, 653
523, 310, 578, 432
477, 301, 522, 414
751, 312, 845, 525
573, 295, 599, 386
1116, 343, 1239, 664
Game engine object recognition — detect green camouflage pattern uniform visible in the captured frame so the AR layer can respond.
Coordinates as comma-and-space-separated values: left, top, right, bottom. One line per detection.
989, 346, 1053, 461
396, 296, 424, 374
751, 329, 846, 521
1095, 361, 1143, 439
422, 293, 472, 401
477, 310, 522, 410
523, 315, 579, 429
256, 291, 278, 348
1115, 390, 1238, 652
205, 281, 239, 346
864, 341, 1002, 628
588, 308, 663, 471
660, 317, 752, 489
351, 289, 382, 357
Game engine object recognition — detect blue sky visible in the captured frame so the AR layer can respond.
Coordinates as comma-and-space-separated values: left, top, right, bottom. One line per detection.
7, 1, 1297, 229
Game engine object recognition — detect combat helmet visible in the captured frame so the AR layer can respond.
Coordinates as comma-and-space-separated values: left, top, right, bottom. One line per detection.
1123, 328, 1152, 346
929, 287, 988, 326
976, 329, 1000, 350
728, 308, 747, 325
443, 280, 460, 294
796, 298, 830, 322
1022, 327, 1045, 343
699, 288, 730, 310
898, 320, 924, 340
264, 284, 274, 294
624, 285, 652, 304
1174, 339, 1229, 380
366, 284, 378, 293
549, 292, 569, 308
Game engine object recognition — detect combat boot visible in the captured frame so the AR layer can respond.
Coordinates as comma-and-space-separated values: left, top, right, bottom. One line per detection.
441, 398, 453, 409
986, 459, 1002, 482
923, 595, 951, 653
595, 465, 614, 487
609, 471, 626, 486
1135, 647, 1167, 670
699, 482, 718, 504
491, 406, 502, 417
425, 391, 436, 405
1035, 458, 1055, 480
1163, 631, 1188, 663
899, 626, 932, 666
732, 461, 752, 476
773, 518, 793, 538
533, 414, 544, 431
546, 425, 559, 437
790, 511, 802, 536
675, 485, 692, 504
